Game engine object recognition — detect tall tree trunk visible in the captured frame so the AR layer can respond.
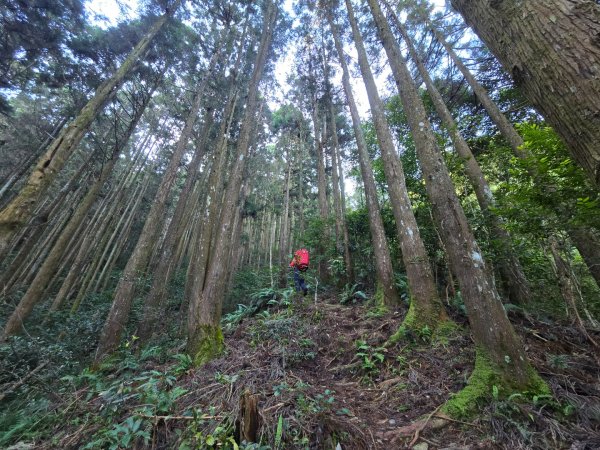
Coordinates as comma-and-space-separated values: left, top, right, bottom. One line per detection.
72, 172, 151, 313
2, 86, 152, 337
328, 12, 400, 307
95, 70, 209, 361
0, 147, 97, 267
367, 0, 547, 413
278, 152, 292, 288
427, 17, 600, 291
312, 107, 331, 282
328, 103, 353, 285
184, 92, 238, 305
346, 0, 444, 324
136, 111, 213, 342
450, 0, 600, 186
186, 2, 277, 366
568, 226, 600, 288
427, 20, 525, 157
0, 0, 184, 254
548, 235, 598, 347
0, 117, 68, 209
3, 143, 123, 338
388, 6, 531, 305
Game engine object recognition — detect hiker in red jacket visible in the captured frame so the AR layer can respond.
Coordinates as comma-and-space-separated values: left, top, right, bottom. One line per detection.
290, 248, 309, 296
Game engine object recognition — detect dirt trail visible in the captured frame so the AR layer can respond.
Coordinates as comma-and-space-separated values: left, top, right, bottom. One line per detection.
180, 296, 477, 448
179, 294, 600, 449
42, 293, 600, 449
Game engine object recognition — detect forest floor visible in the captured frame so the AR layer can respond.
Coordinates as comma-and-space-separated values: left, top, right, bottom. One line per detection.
4, 292, 600, 449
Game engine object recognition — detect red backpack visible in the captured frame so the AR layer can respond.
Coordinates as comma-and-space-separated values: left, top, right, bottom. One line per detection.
295, 248, 309, 272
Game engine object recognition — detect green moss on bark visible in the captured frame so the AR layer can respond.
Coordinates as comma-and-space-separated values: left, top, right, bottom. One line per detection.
187, 324, 224, 367
387, 301, 458, 346
441, 348, 550, 418
433, 320, 462, 345
372, 282, 385, 307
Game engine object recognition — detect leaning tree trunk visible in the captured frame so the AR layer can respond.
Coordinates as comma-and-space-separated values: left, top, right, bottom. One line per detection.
95, 69, 208, 361
0, 0, 183, 255
346, 0, 445, 325
388, 6, 531, 305
567, 226, 600, 288
328, 12, 400, 308
427, 20, 526, 158
186, 1, 277, 366
424, 17, 600, 291
548, 235, 598, 347
449, 0, 600, 186
136, 111, 213, 343
367, 0, 547, 415
3, 145, 122, 339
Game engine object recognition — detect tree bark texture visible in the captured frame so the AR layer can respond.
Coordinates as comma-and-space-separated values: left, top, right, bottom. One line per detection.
368, 0, 537, 385
347, 0, 442, 319
96, 66, 209, 360
278, 152, 292, 288
329, 11, 400, 307
389, 7, 531, 305
136, 111, 213, 342
450, 0, 600, 186
329, 103, 354, 284
186, 2, 277, 365
3, 148, 121, 338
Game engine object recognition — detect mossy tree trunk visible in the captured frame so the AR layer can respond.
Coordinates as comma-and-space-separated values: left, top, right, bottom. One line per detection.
95, 63, 209, 361
186, 1, 277, 366
1, 88, 151, 339
387, 5, 531, 306
347, 0, 445, 323
0, 0, 183, 255
367, 0, 546, 411
136, 111, 214, 343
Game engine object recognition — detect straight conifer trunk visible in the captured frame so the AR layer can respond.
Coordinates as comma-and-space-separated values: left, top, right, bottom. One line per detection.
328, 103, 353, 284
3, 139, 125, 338
367, 0, 546, 408
345, 0, 444, 322
328, 12, 399, 307
136, 111, 213, 342
387, 5, 531, 305
186, 2, 277, 366
95, 66, 210, 361
278, 152, 292, 288
421, 15, 600, 291
449, 0, 600, 186
0, 0, 183, 254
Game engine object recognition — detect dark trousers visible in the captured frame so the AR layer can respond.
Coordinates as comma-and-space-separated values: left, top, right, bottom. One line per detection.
293, 267, 307, 293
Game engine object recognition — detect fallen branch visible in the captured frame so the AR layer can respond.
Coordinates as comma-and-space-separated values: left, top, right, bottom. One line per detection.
0, 360, 49, 402
137, 414, 222, 421
432, 413, 482, 429
409, 404, 443, 447
263, 402, 286, 413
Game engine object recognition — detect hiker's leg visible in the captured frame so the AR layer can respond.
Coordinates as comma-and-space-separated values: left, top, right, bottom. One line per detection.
293, 268, 302, 292
300, 275, 307, 295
